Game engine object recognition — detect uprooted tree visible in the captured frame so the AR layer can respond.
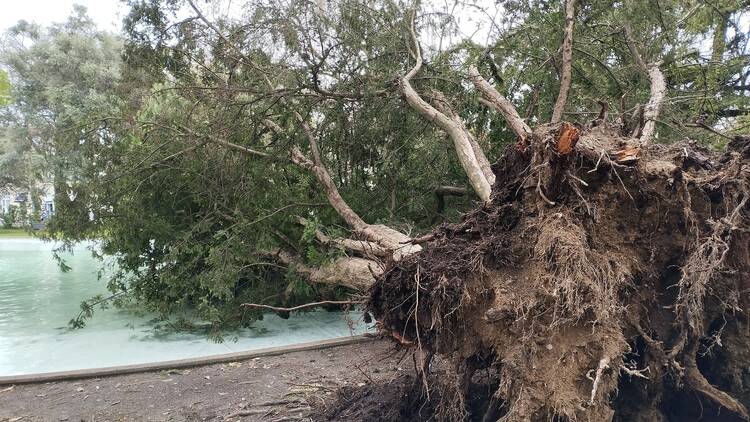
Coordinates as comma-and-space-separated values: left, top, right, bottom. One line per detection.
3, 0, 750, 419
370, 2, 750, 421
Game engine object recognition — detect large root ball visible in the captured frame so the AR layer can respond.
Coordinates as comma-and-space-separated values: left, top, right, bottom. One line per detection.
369, 126, 750, 421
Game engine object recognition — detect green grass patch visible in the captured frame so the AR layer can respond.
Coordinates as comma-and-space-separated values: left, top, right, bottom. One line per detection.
0, 228, 33, 237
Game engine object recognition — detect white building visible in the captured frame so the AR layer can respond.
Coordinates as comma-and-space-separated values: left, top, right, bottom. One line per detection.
0, 183, 55, 226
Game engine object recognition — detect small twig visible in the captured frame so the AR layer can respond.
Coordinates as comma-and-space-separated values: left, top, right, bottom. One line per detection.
225, 409, 270, 418
402, 234, 435, 245
684, 122, 734, 141
414, 264, 431, 400
566, 171, 589, 187
588, 150, 605, 173
254, 399, 303, 407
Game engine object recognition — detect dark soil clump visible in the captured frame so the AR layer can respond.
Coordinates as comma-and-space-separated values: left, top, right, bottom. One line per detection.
312, 358, 501, 422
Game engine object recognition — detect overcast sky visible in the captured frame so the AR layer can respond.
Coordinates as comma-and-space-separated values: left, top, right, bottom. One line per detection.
0, 0, 124, 32
2, 1, 745, 60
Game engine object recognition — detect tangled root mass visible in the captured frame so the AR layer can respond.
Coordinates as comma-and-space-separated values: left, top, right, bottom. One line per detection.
368, 125, 750, 421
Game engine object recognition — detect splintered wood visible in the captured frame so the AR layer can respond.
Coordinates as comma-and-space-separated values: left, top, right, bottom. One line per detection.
614, 145, 641, 164
556, 122, 580, 155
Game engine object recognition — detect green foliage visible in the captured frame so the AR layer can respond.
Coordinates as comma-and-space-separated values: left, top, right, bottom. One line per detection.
1, 0, 748, 333
1, 205, 17, 228
0, 69, 9, 106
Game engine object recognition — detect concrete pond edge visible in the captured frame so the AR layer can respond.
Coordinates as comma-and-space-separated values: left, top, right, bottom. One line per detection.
0, 335, 373, 385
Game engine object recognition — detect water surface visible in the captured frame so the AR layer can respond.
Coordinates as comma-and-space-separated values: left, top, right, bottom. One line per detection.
0, 238, 367, 376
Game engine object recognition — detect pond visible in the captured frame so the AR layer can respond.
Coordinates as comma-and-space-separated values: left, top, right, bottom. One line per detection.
0, 238, 368, 376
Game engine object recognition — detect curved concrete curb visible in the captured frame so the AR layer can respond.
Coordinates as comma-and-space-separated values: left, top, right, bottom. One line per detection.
0, 335, 373, 385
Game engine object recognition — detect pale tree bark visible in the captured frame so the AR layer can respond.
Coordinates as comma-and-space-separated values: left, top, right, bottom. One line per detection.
399, 13, 493, 202
641, 65, 666, 144
182, 2, 505, 292
550, 0, 577, 124
260, 126, 418, 290
623, 25, 666, 145
468, 66, 532, 143
289, 114, 421, 259
273, 249, 381, 292
430, 90, 495, 185
296, 217, 390, 259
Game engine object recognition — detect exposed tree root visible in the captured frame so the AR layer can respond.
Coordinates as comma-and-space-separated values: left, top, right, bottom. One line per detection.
368, 124, 750, 421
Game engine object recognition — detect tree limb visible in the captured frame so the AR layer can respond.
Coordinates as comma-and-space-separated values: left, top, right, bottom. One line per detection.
622, 25, 666, 144
434, 185, 467, 221
430, 90, 495, 185
296, 216, 390, 259
551, 0, 577, 123
270, 249, 382, 291
641, 64, 666, 144
241, 300, 361, 313
468, 66, 532, 142
399, 12, 492, 202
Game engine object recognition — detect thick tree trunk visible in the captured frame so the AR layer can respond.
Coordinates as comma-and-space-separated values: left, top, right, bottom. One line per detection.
430, 90, 495, 186
274, 249, 381, 292
641, 64, 666, 144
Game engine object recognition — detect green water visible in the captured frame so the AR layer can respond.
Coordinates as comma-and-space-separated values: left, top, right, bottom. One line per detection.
0, 238, 368, 376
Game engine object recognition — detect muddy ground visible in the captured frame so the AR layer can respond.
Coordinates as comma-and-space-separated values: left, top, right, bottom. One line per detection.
0, 338, 422, 422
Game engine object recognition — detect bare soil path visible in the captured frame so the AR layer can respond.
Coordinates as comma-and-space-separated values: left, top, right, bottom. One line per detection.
0, 339, 405, 422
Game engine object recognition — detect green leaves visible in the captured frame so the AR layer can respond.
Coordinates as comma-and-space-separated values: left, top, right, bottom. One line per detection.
4, 0, 747, 334
0, 70, 9, 106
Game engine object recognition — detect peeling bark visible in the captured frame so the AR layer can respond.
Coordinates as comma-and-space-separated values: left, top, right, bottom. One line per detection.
274, 249, 381, 292
297, 216, 390, 259
641, 64, 666, 144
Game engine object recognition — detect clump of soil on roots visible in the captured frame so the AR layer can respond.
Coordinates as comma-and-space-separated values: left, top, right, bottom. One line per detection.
367, 124, 750, 421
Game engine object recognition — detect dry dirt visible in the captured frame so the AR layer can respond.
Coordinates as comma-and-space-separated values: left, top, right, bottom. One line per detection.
0, 339, 415, 422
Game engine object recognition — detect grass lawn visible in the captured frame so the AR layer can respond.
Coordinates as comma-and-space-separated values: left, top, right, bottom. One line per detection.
0, 228, 33, 237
